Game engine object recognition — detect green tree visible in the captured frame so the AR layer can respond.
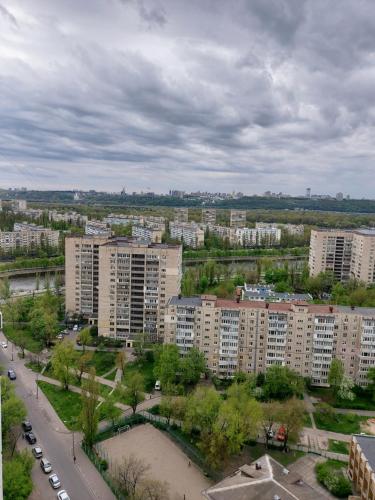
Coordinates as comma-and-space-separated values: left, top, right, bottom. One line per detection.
1, 377, 27, 456
78, 327, 91, 353
3, 450, 33, 500
133, 332, 146, 361
51, 340, 78, 390
180, 348, 206, 386
101, 394, 122, 427
367, 367, 375, 401
75, 351, 93, 384
154, 345, 180, 387
80, 369, 100, 447
328, 358, 345, 391
338, 375, 355, 401
277, 397, 305, 451
184, 387, 221, 434
261, 401, 283, 449
119, 373, 145, 414
263, 365, 304, 400
116, 350, 127, 374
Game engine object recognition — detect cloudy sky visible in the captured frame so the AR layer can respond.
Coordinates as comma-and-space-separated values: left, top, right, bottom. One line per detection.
0, 0, 374, 196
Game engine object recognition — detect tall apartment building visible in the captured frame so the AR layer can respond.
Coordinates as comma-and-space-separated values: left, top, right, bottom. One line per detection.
65, 236, 182, 342
85, 220, 112, 236
230, 209, 246, 228
256, 222, 304, 236
0, 224, 59, 252
98, 239, 181, 341
174, 207, 189, 223
165, 295, 375, 386
309, 229, 375, 284
132, 224, 163, 243
169, 222, 204, 248
202, 208, 216, 226
348, 434, 375, 500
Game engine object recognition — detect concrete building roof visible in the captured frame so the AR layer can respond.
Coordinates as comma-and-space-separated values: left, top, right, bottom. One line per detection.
354, 435, 375, 472
169, 296, 202, 306
203, 454, 330, 500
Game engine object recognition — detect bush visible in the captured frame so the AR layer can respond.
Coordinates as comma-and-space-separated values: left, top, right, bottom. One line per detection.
99, 459, 108, 471
316, 460, 352, 498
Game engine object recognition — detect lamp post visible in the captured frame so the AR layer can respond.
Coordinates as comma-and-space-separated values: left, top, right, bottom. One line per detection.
11, 342, 13, 362
36, 372, 39, 400
71, 418, 77, 463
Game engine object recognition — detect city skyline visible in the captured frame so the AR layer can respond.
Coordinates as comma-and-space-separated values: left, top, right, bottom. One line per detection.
1, 1, 375, 196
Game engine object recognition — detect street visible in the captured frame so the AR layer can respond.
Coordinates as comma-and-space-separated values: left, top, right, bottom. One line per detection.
0, 334, 115, 500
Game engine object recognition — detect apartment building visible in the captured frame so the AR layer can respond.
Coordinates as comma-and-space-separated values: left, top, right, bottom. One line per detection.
132, 224, 163, 243
348, 434, 375, 500
309, 229, 375, 284
230, 209, 246, 228
97, 239, 182, 341
85, 220, 112, 236
242, 284, 312, 303
165, 295, 375, 385
234, 226, 281, 247
169, 222, 204, 248
174, 207, 189, 223
65, 235, 110, 320
256, 222, 304, 236
205, 224, 235, 244
11, 199, 27, 211
202, 208, 216, 226
104, 214, 143, 226
0, 223, 59, 252
49, 210, 88, 226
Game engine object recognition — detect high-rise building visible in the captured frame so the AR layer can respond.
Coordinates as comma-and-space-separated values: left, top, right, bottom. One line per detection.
169, 222, 204, 248
85, 220, 112, 236
174, 207, 189, 223
348, 434, 375, 500
230, 210, 246, 228
132, 224, 163, 243
336, 192, 344, 201
98, 239, 182, 341
202, 208, 216, 226
306, 187, 311, 198
165, 295, 375, 386
309, 229, 375, 284
65, 235, 182, 342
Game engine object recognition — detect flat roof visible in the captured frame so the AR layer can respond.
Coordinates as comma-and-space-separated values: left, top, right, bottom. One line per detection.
354, 435, 375, 471
169, 296, 202, 306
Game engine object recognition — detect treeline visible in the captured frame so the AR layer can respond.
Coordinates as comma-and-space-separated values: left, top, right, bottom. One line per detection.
183, 246, 308, 259
0, 255, 64, 271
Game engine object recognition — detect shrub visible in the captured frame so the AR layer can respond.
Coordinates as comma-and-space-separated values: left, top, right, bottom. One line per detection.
316, 460, 352, 498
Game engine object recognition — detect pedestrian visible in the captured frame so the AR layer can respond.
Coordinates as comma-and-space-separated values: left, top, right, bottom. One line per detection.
73, 455, 76, 464
188, 460, 191, 467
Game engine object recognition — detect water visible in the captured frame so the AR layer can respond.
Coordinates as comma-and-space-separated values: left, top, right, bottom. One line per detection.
9, 273, 64, 293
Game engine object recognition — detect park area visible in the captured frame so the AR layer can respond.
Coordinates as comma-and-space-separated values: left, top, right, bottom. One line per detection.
96, 423, 212, 500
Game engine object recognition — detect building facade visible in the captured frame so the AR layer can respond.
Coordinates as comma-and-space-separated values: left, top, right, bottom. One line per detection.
230, 210, 246, 228
0, 224, 59, 252
165, 295, 375, 386
234, 226, 281, 247
174, 207, 189, 223
169, 222, 204, 248
132, 224, 163, 243
309, 229, 375, 284
85, 220, 112, 236
348, 435, 375, 500
256, 222, 304, 236
202, 208, 216, 226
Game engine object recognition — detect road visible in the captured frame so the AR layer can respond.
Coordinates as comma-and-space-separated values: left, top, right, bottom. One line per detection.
0, 334, 115, 500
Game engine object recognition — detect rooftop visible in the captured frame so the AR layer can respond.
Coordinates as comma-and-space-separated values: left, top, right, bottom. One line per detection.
354, 435, 375, 472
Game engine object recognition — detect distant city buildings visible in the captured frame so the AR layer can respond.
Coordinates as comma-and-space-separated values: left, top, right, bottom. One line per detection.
309, 228, 375, 284
48, 210, 88, 226
174, 207, 189, 223
169, 222, 204, 248
230, 209, 246, 228
165, 294, 375, 386
255, 222, 304, 236
0, 223, 59, 252
201, 208, 216, 225
85, 220, 112, 236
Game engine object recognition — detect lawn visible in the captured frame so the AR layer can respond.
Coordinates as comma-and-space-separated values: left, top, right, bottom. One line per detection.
315, 459, 352, 497
103, 368, 117, 381
247, 442, 305, 467
88, 351, 116, 376
4, 325, 42, 354
304, 412, 313, 428
328, 439, 349, 455
309, 385, 375, 411
314, 411, 368, 434
25, 361, 45, 373
123, 358, 155, 392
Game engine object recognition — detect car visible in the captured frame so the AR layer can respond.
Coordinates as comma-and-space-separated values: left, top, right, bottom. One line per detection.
32, 446, 43, 459
155, 380, 161, 391
7, 369, 16, 380
73, 324, 78, 332
57, 490, 70, 500
25, 431, 37, 444
40, 458, 52, 473
49, 473, 61, 489
1, 341, 7, 348
56, 334, 63, 340
22, 420, 32, 432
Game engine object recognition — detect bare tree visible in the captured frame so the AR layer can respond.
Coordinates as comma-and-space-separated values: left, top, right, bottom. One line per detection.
134, 479, 170, 500
115, 454, 150, 497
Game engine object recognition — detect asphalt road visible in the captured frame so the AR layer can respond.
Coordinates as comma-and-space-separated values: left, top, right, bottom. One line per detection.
0, 336, 114, 500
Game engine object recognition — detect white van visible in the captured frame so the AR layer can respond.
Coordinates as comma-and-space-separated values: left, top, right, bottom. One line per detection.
155, 380, 161, 391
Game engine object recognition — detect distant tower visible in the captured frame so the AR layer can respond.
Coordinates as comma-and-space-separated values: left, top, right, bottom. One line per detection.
121, 186, 126, 196
74, 192, 80, 201
306, 188, 311, 198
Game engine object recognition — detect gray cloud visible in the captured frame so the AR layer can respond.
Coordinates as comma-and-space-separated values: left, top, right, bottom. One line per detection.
0, 0, 374, 196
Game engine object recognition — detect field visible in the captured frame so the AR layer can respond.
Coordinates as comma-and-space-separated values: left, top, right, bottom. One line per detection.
97, 423, 211, 500
314, 411, 368, 434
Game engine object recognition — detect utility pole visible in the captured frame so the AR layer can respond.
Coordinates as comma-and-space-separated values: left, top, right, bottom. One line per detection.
36, 372, 39, 399
11, 342, 13, 362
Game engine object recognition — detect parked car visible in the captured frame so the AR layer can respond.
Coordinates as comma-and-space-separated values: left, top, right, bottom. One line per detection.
25, 432, 37, 444
73, 324, 79, 332
49, 473, 61, 489
32, 446, 43, 459
40, 458, 52, 473
56, 334, 63, 340
7, 369, 16, 380
155, 380, 161, 391
1, 341, 7, 348
22, 420, 32, 432
57, 490, 70, 500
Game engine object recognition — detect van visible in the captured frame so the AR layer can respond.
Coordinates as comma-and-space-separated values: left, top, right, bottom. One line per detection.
155, 380, 161, 391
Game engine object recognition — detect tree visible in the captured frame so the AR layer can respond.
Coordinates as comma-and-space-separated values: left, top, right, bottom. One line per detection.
75, 351, 93, 384
101, 394, 122, 427
80, 368, 100, 447
367, 367, 375, 401
184, 387, 221, 435
338, 375, 355, 401
328, 358, 345, 391
13, 332, 28, 359
116, 351, 127, 374
263, 365, 304, 400
261, 401, 282, 449
51, 340, 78, 390
119, 373, 145, 414
153, 345, 180, 387
134, 479, 170, 500
78, 327, 91, 353
180, 348, 206, 386
1, 377, 27, 456
277, 398, 305, 451
115, 454, 151, 497
3, 450, 33, 500
133, 332, 146, 362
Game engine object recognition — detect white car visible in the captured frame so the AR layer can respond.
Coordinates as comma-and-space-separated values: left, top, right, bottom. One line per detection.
49, 473, 61, 489
72, 324, 78, 332
1, 341, 7, 348
57, 490, 70, 500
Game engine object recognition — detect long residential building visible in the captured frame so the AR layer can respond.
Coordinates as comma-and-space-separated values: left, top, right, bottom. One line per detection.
165, 295, 375, 386
0, 224, 59, 252
169, 221, 204, 248
132, 224, 163, 243
65, 235, 182, 342
234, 226, 281, 246
230, 209, 246, 228
202, 208, 216, 225
348, 434, 375, 500
309, 228, 375, 284
256, 222, 305, 236
174, 207, 189, 223
85, 220, 112, 236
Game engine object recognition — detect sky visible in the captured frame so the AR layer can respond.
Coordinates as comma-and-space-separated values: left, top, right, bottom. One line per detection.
0, 0, 375, 197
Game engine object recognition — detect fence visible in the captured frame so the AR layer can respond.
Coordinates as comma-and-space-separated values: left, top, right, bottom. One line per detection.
94, 413, 146, 443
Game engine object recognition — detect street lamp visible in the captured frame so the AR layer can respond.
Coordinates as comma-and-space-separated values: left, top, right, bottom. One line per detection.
71, 418, 77, 463
11, 342, 13, 362
36, 372, 39, 399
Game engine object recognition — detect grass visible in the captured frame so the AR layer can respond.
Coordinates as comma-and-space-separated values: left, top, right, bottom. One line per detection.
315, 459, 352, 498
38, 381, 82, 430
303, 412, 313, 428
25, 361, 45, 373
328, 439, 349, 455
314, 411, 368, 434
103, 368, 117, 381
123, 358, 155, 392
247, 442, 305, 467
88, 351, 116, 376
309, 385, 375, 411
4, 325, 42, 354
